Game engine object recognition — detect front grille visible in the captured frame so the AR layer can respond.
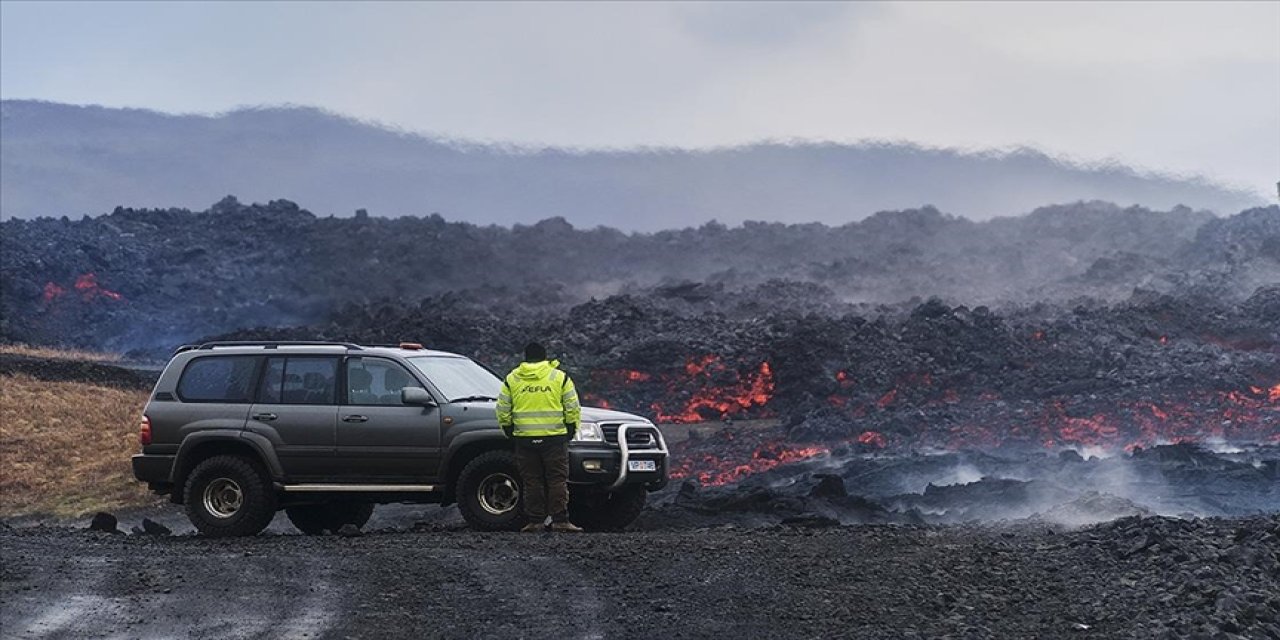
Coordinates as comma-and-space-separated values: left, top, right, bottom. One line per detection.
601, 423, 658, 448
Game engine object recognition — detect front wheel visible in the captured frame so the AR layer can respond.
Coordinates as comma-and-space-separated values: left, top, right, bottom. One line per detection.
570, 486, 647, 532
183, 455, 277, 537
286, 503, 375, 535
456, 450, 527, 531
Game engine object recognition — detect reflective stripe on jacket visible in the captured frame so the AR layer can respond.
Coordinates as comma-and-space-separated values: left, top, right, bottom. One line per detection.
495, 359, 581, 437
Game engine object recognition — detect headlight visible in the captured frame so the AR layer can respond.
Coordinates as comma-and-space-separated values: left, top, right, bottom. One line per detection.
574, 422, 604, 442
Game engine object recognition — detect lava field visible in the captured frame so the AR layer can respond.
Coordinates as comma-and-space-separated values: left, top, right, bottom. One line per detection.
220, 286, 1280, 499
2, 198, 1278, 519
3, 197, 1277, 352
2, 199, 1279, 640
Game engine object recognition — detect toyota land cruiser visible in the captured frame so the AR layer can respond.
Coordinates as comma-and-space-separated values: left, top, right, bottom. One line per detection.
131, 341, 668, 536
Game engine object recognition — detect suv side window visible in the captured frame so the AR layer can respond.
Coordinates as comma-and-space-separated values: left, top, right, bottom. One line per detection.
257, 356, 338, 405
178, 356, 258, 402
346, 357, 420, 406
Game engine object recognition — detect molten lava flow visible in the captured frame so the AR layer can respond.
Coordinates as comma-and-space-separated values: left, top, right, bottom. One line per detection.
587, 355, 776, 423
669, 442, 828, 486
685, 355, 716, 376
42, 272, 124, 303
857, 431, 887, 448
1028, 387, 1279, 451
42, 282, 66, 303
651, 357, 775, 423
1147, 404, 1168, 421
1039, 402, 1120, 448
876, 388, 897, 408
671, 379, 1279, 488
749, 363, 773, 404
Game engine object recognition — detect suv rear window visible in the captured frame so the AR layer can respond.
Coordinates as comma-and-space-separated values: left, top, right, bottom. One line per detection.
257, 356, 338, 405
178, 356, 258, 402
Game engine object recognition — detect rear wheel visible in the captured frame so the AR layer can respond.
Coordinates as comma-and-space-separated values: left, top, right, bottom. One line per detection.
456, 450, 527, 531
183, 455, 277, 537
286, 503, 375, 535
569, 486, 647, 532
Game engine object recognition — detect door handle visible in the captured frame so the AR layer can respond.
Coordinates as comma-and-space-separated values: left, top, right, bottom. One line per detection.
252, 413, 277, 422
342, 415, 369, 423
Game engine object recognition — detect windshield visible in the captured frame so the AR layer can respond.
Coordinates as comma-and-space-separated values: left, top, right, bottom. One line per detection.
406, 356, 502, 401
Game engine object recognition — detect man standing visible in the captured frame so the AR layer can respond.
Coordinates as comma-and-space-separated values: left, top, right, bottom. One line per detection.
496, 342, 585, 533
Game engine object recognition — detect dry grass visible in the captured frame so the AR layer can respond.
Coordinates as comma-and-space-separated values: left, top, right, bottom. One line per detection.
0, 374, 157, 517
0, 343, 121, 362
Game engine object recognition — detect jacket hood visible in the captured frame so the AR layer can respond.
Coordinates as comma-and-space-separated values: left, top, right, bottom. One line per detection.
512, 359, 560, 380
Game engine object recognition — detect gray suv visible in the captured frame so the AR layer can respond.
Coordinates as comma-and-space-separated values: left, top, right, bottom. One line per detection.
131, 341, 668, 536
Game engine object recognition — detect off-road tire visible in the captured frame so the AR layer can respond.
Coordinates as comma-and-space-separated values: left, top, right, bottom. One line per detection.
456, 450, 527, 532
570, 485, 647, 532
286, 503, 375, 535
183, 455, 277, 537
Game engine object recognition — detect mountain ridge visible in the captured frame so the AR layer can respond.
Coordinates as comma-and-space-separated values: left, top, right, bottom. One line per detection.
1, 100, 1264, 229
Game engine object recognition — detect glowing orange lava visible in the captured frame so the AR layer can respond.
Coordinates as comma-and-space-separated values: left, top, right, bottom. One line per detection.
41, 282, 66, 303
42, 272, 124, 303
857, 431, 887, 448
650, 357, 775, 423
670, 442, 828, 486
876, 389, 897, 408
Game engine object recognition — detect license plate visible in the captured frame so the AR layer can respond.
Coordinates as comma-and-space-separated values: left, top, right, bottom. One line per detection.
628, 460, 657, 472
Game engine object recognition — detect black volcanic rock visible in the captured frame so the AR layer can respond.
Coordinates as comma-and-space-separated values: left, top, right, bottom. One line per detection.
88, 512, 118, 534
3, 197, 1274, 353
809, 474, 849, 499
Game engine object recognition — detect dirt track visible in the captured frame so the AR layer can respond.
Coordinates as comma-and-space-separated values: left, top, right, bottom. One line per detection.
4, 514, 1277, 640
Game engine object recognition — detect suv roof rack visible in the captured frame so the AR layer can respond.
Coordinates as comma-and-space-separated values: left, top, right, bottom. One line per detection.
195, 341, 365, 350
364, 342, 427, 350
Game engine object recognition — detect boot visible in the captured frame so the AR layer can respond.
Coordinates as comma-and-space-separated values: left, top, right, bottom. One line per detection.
550, 520, 584, 533
520, 522, 546, 533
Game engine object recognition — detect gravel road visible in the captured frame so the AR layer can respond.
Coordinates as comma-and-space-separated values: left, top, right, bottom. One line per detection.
3, 514, 1277, 640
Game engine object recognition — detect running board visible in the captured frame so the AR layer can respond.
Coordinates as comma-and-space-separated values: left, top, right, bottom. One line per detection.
281, 484, 437, 492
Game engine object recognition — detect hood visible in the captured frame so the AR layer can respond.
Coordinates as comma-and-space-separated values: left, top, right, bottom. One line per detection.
512, 359, 560, 380
578, 405, 651, 424
451, 399, 650, 424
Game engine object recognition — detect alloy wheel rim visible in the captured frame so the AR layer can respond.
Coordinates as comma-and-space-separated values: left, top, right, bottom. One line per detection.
203, 477, 244, 519
477, 473, 520, 515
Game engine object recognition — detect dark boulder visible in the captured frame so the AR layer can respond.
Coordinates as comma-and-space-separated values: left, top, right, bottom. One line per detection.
808, 474, 849, 499
88, 512, 119, 533
141, 518, 171, 536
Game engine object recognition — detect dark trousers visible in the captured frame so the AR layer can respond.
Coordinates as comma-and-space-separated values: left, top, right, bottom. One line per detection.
514, 437, 570, 521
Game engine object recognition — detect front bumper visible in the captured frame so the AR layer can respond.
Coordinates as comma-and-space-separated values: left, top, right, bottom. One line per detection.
569, 423, 669, 491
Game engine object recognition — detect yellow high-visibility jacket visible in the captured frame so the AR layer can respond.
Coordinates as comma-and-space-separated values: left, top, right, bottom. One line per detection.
496, 360, 581, 437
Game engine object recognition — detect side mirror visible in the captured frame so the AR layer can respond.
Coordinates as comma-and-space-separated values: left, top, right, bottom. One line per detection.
401, 386, 436, 406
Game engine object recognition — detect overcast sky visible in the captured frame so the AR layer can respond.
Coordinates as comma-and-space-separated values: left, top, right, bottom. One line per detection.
2, 1, 1278, 195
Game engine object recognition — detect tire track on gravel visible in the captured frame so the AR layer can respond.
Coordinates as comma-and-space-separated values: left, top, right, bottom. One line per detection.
474, 553, 606, 640
317, 538, 607, 640
1, 535, 340, 639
